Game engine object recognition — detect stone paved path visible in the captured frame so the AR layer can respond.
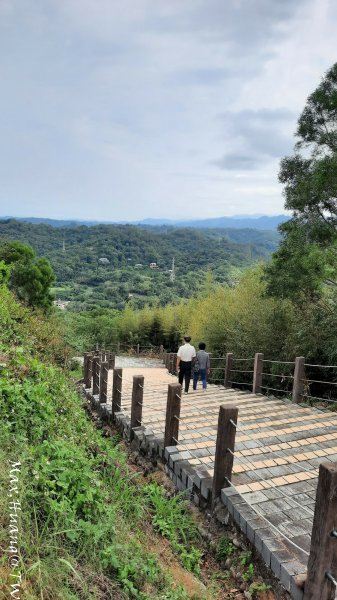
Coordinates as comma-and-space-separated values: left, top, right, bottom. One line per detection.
106, 358, 337, 598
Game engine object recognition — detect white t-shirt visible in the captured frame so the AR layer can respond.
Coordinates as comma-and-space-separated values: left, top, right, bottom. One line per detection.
177, 343, 196, 362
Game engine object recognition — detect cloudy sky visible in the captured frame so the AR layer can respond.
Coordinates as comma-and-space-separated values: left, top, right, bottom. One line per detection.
0, 0, 336, 221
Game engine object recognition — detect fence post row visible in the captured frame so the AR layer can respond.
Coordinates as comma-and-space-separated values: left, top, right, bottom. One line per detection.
224, 352, 233, 387
130, 375, 144, 440
112, 368, 123, 415
99, 361, 109, 404
164, 383, 181, 447
212, 405, 238, 507
303, 461, 337, 600
92, 355, 100, 396
292, 356, 305, 404
252, 352, 264, 394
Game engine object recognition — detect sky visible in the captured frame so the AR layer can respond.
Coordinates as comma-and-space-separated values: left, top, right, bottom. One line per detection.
0, 0, 336, 221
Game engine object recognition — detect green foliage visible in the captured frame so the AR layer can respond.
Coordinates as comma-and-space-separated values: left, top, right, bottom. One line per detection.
241, 563, 254, 582
0, 259, 10, 284
0, 240, 55, 310
266, 62, 337, 301
0, 288, 208, 599
0, 220, 278, 311
143, 482, 202, 574
248, 581, 272, 596
216, 536, 235, 560
101, 545, 161, 598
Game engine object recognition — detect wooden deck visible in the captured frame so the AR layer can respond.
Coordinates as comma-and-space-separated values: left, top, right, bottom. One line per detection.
104, 359, 337, 599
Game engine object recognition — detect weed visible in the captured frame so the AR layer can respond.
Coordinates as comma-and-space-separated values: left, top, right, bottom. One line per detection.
216, 536, 235, 560
242, 563, 255, 582
143, 482, 202, 573
249, 581, 272, 596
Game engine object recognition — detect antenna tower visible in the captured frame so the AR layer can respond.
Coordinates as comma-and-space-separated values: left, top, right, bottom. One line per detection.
170, 257, 175, 282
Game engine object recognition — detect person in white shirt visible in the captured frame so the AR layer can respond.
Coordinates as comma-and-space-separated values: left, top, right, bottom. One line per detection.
176, 336, 196, 393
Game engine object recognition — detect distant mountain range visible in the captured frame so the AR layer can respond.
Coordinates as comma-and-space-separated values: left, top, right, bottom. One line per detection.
0, 214, 289, 231
138, 215, 288, 230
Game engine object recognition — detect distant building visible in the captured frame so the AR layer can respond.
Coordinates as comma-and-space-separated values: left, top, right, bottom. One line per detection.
150, 262, 157, 269
98, 257, 110, 265
53, 299, 70, 310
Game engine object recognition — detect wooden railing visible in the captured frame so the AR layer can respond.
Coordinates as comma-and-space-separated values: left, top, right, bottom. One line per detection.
83, 350, 337, 600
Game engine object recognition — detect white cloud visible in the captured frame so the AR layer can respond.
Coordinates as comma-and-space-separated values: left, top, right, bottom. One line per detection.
0, 0, 336, 219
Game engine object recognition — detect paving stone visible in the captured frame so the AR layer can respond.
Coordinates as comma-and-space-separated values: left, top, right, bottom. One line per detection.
290, 576, 304, 600
266, 511, 289, 527
270, 547, 294, 579
194, 468, 212, 488
291, 493, 315, 507
291, 534, 311, 553
255, 498, 296, 516
262, 487, 286, 500
278, 520, 311, 538
280, 560, 306, 592
200, 477, 213, 500
164, 445, 179, 462
255, 527, 275, 553
242, 490, 269, 504
283, 506, 313, 521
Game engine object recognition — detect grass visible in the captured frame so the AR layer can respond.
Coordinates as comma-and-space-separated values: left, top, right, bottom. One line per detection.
0, 286, 275, 600
0, 287, 209, 599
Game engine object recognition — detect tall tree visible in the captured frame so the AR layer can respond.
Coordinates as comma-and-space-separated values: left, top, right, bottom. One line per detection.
265, 63, 337, 300
0, 241, 55, 310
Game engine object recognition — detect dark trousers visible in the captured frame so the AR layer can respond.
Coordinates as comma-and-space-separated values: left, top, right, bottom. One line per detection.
178, 361, 192, 392
193, 368, 207, 390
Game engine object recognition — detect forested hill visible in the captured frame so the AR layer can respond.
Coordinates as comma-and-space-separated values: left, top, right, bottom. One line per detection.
0, 219, 279, 310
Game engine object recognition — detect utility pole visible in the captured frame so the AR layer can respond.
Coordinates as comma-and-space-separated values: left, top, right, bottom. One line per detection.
170, 257, 175, 283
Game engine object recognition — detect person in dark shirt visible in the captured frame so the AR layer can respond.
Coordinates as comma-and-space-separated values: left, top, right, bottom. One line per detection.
193, 342, 211, 390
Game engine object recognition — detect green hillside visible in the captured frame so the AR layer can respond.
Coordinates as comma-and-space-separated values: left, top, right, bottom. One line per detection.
0, 220, 279, 310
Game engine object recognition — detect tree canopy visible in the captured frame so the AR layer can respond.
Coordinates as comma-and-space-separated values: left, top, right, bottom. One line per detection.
0, 241, 55, 310
265, 62, 337, 300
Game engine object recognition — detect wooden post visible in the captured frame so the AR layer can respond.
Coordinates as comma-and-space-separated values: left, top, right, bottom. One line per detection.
92, 356, 100, 396
137, 343, 140, 356
83, 352, 93, 388
165, 352, 170, 371
87, 354, 93, 389
173, 353, 177, 375
163, 351, 167, 365
212, 405, 238, 506
303, 461, 337, 600
224, 352, 233, 387
169, 353, 175, 374
99, 361, 109, 404
160, 344, 164, 358
252, 352, 264, 394
109, 352, 116, 369
112, 368, 122, 415
292, 356, 305, 403
130, 375, 144, 439
117, 341, 120, 353
164, 383, 181, 447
